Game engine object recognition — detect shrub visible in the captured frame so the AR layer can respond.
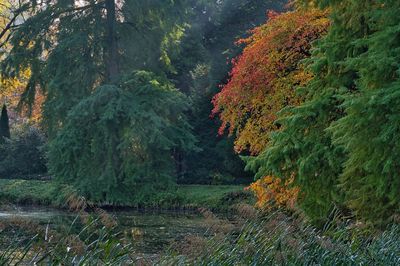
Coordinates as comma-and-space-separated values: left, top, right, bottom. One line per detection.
0, 125, 47, 179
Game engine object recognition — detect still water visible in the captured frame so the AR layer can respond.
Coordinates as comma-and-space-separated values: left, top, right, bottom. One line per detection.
0, 206, 209, 254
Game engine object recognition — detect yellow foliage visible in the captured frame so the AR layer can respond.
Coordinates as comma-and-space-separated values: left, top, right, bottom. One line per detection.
246, 176, 299, 210
0, 69, 44, 124
212, 9, 330, 155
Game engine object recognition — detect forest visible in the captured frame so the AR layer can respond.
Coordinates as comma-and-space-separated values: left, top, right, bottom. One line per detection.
0, 0, 399, 264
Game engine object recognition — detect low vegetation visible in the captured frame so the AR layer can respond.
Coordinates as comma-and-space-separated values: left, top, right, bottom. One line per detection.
164, 211, 400, 265
1, 208, 399, 265
0, 179, 251, 211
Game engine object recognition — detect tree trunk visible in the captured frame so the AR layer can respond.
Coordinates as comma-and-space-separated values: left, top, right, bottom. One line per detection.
105, 0, 119, 83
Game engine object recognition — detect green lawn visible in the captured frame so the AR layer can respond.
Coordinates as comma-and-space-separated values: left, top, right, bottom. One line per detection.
0, 179, 68, 206
0, 179, 253, 211
177, 185, 252, 209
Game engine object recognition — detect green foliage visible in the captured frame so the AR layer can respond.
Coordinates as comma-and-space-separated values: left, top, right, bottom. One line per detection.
327, 0, 400, 225
48, 71, 196, 203
0, 125, 47, 179
4, 1, 190, 132
0, 179, 69, 205
3, 1, 199, 200
247, 0, 400, 226
119, 0, 188, 75
0, 104, 10, 142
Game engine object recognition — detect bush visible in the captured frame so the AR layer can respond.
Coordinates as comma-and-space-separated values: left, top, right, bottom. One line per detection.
0, 125, 47, 179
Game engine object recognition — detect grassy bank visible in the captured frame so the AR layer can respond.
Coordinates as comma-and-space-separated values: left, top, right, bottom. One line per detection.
0, 179, 253, 211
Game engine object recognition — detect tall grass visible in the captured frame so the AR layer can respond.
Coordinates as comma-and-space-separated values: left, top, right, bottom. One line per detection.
0, 215, 134, 265
162, 211, 400, 265
0, 208, 399, 265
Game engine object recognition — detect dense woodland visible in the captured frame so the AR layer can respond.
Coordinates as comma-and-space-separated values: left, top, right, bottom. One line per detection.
0, 0, 399, 264
0, 0, 287, 198
0, 0, 399, 226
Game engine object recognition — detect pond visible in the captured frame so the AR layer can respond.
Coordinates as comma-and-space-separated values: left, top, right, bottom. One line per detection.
0, 206, 211, 255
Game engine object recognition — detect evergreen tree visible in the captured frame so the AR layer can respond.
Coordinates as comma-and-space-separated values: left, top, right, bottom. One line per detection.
49, 71, 195, 203
0, 104, 10, 142
327, 0, 400, 225
3, 0, 196, 202
248, 0, 400, 226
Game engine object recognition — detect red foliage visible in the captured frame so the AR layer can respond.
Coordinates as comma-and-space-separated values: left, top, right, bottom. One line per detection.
212, 9, 329, 154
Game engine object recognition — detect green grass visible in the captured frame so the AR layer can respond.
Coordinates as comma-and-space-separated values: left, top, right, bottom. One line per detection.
0, 179, 253, 211
0, 179, 64, 206
176, 185, 253, 210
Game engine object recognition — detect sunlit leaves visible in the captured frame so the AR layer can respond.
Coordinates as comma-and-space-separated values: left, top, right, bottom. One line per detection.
212, 9, 329, 155
246, 175, 299, 210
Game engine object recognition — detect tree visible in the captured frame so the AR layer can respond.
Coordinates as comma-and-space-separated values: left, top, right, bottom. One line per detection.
211, 7, 330, 212
212, 9, 329, 155
0, 1, 43, 125
49, 71, 195, 203
0, 104, 10, 141
324, 0, 400, 225
250, 0, 400, 226
3, 0, 196, 202
171, 0, 287, 183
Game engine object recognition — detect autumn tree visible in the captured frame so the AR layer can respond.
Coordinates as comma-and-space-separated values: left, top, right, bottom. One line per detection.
246, 175, 299, 211
212, 9, 329, 155
171, 0, 286, 184
211, 8, 329, 210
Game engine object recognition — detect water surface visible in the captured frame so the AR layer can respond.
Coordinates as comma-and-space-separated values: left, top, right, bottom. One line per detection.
0, 206, 209, 254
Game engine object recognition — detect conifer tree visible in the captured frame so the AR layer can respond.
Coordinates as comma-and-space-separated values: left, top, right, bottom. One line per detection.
3, 0, 196, 202
248, 0, 400, 226
0, 104, 10, 142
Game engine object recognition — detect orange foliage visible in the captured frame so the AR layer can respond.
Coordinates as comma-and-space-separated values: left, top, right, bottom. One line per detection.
246, 176, 299, 210
212, 9, 329, 155
1, 70, 44, 125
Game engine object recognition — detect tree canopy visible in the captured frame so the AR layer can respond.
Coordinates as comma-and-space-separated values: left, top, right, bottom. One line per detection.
2, 0, 197, 201
0, 0, 398, 227
246, 0, 400, 226
212, 8, 329, 155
